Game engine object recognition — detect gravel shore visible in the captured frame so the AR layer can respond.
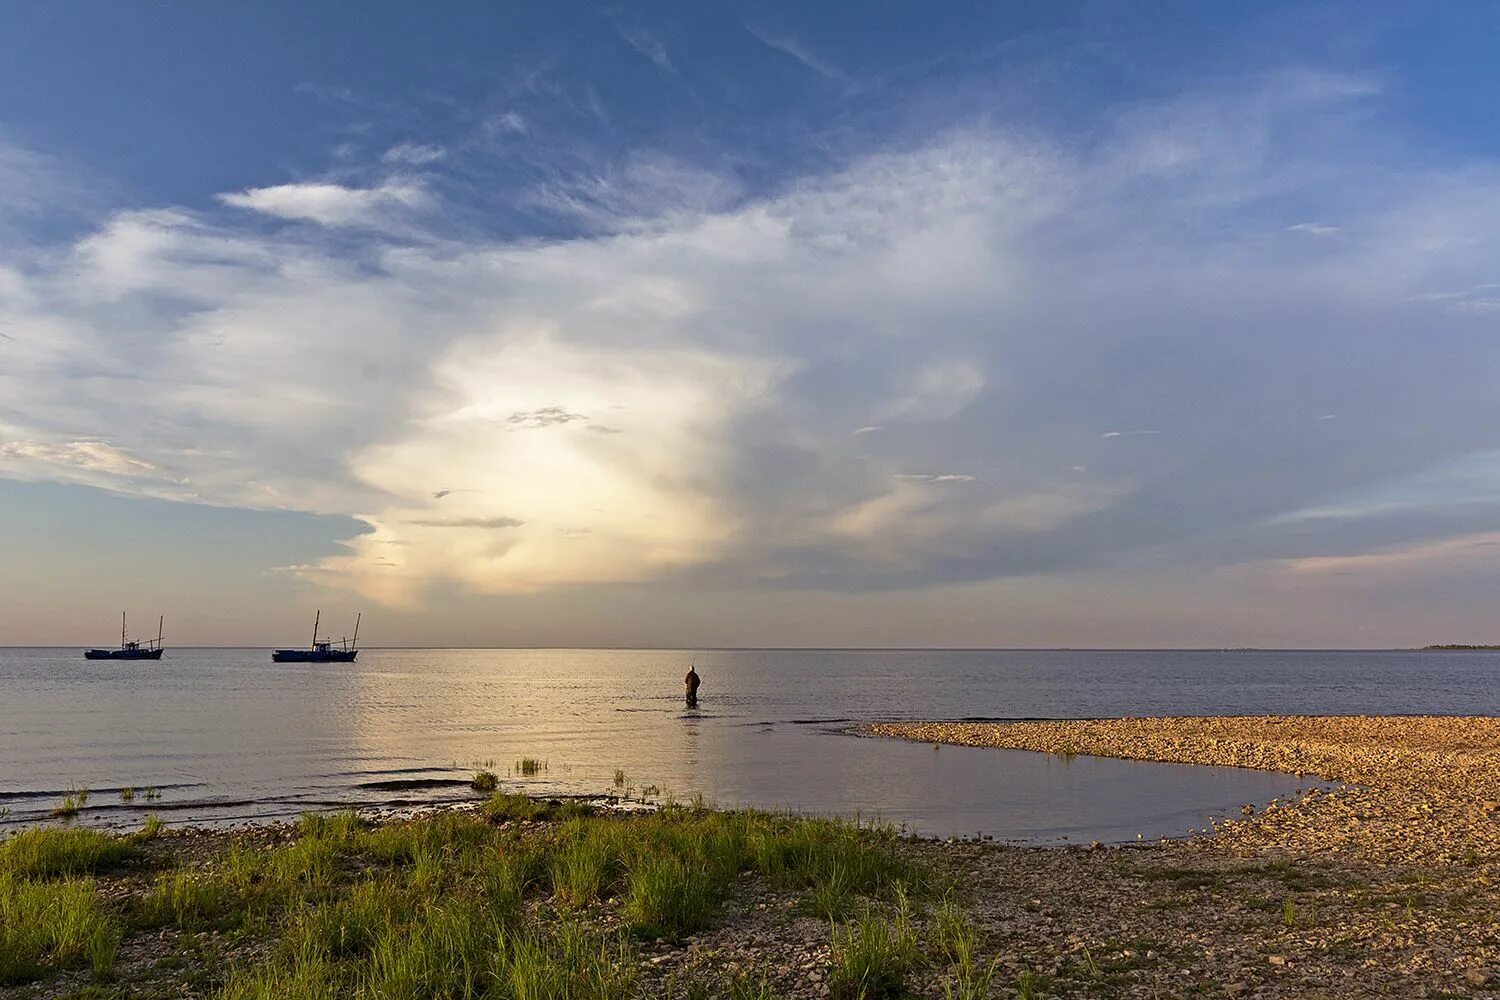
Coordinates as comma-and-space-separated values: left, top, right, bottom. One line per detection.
867, 715, 1500, 997
4, 717, 1496, 999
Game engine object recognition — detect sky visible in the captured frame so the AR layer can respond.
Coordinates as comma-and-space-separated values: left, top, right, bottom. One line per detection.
2, 1, 1500, 648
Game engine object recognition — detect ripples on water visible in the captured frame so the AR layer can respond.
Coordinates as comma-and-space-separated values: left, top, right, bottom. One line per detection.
1, 648, 1494, 842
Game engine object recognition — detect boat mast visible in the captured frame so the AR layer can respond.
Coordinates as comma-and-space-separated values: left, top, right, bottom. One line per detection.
312, 609, 321, 649
351, 613, 361, 651
157, 616, 164, 650
121, 611, 127, 648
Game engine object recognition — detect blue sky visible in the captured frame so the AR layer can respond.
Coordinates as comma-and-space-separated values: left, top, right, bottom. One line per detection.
2, 2, 1499, 646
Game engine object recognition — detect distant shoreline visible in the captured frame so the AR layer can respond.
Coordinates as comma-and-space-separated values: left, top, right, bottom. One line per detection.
3, 644, 1496, 652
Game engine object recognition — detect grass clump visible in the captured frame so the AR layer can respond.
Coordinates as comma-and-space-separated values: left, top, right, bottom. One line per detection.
932, 896, 1000, 1000
515, 757, 546, 777
499, 923, 637, 999
0, 827, 136, 878
828, 905, 920, 1000
550, 831, 618, 909
622, 853, 719, 938
0, 872, 120, 984
481, 792, 547, 823
298, 810, 362, 843
138, 867, 245, 933
472, 770, 499, 793
140, 813, 164, 839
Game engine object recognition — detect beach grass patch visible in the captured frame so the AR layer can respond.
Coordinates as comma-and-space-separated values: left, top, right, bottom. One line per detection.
0, 827, 136, 879
622, 853, 719, 938
138, 866, 247, 933
298, 810, 363, 843
0, 872, 120, 985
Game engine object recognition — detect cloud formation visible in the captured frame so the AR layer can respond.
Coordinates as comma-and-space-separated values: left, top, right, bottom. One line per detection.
218, 179, 427, 228
4, 67, 1500, 611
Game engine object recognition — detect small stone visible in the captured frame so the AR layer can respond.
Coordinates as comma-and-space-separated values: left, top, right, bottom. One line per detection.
1267, 955, 1287, 967
1465, 969, 1491, 988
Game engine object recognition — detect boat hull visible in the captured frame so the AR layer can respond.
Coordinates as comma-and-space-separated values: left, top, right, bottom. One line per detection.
84, 648, 165, 660
271, 649, 358, 663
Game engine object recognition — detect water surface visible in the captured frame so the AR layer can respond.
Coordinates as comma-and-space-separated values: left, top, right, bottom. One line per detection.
1, 648, 1493, 842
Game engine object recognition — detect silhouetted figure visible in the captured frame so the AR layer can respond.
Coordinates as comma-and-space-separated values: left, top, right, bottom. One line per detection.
684, 665, 701, 707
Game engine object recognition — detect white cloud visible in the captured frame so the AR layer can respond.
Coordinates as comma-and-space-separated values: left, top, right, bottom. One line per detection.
383, 143, 445, 165
217, 179, 427, 227
894, 473, 977, 484
1286, 222, 1341, 236
7, 69, 1500, 606
0, 439, 156, 478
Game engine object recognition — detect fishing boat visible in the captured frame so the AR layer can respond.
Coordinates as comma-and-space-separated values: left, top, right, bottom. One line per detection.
85, 614, 165, 660
272, 610, 360, 663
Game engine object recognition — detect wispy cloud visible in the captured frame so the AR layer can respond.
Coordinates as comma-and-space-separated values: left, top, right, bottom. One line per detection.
894, 473, 976, 484
506, 407, 589, 429
0, 439, 156, 478
1286, 221, 1340, 236
217, 179, 427, 228
382, 142, 445, 165
614, 24, 674, 73
406, 516, 524, 529
746, 25, 845, 81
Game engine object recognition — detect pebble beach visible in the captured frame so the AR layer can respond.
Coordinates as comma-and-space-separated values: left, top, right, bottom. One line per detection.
867, 715, 1500, 997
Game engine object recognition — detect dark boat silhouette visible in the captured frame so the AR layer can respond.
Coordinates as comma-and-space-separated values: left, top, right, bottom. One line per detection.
85, 613, 165, 660
272, 610, 359, 663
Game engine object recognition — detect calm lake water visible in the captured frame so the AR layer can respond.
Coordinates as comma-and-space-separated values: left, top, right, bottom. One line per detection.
1, 648, 1495, 843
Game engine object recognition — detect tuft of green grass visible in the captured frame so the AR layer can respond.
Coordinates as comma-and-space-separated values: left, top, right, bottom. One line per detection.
622, 853, 719, 938
138, 867, 244, 933
0, 827, 136, 878
931, 895, 977, 963
140, 813, 164, 839
472, 770, 499, 793
1283, 897, 1297, 926
800, 864, 856, 920
515, 757, 546, 777
933, 896, 1000, 1000
827, 907, 920, 1000
613, 769, 627, 788
0, 872, 120, 985
1016, 968, 1043, 1000
499, 923, 637, 999
119, 787, 135, 803
50, 795, 80, 819
298, 810, 362, 843
480, 792, 547, 823
550, 832, 617, 909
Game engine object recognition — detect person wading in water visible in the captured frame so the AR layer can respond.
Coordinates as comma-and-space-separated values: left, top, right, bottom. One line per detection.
684, 663, 701, 707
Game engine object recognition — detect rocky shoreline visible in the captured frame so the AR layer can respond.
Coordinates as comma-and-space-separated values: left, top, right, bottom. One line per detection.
868, 715, 1500, 996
